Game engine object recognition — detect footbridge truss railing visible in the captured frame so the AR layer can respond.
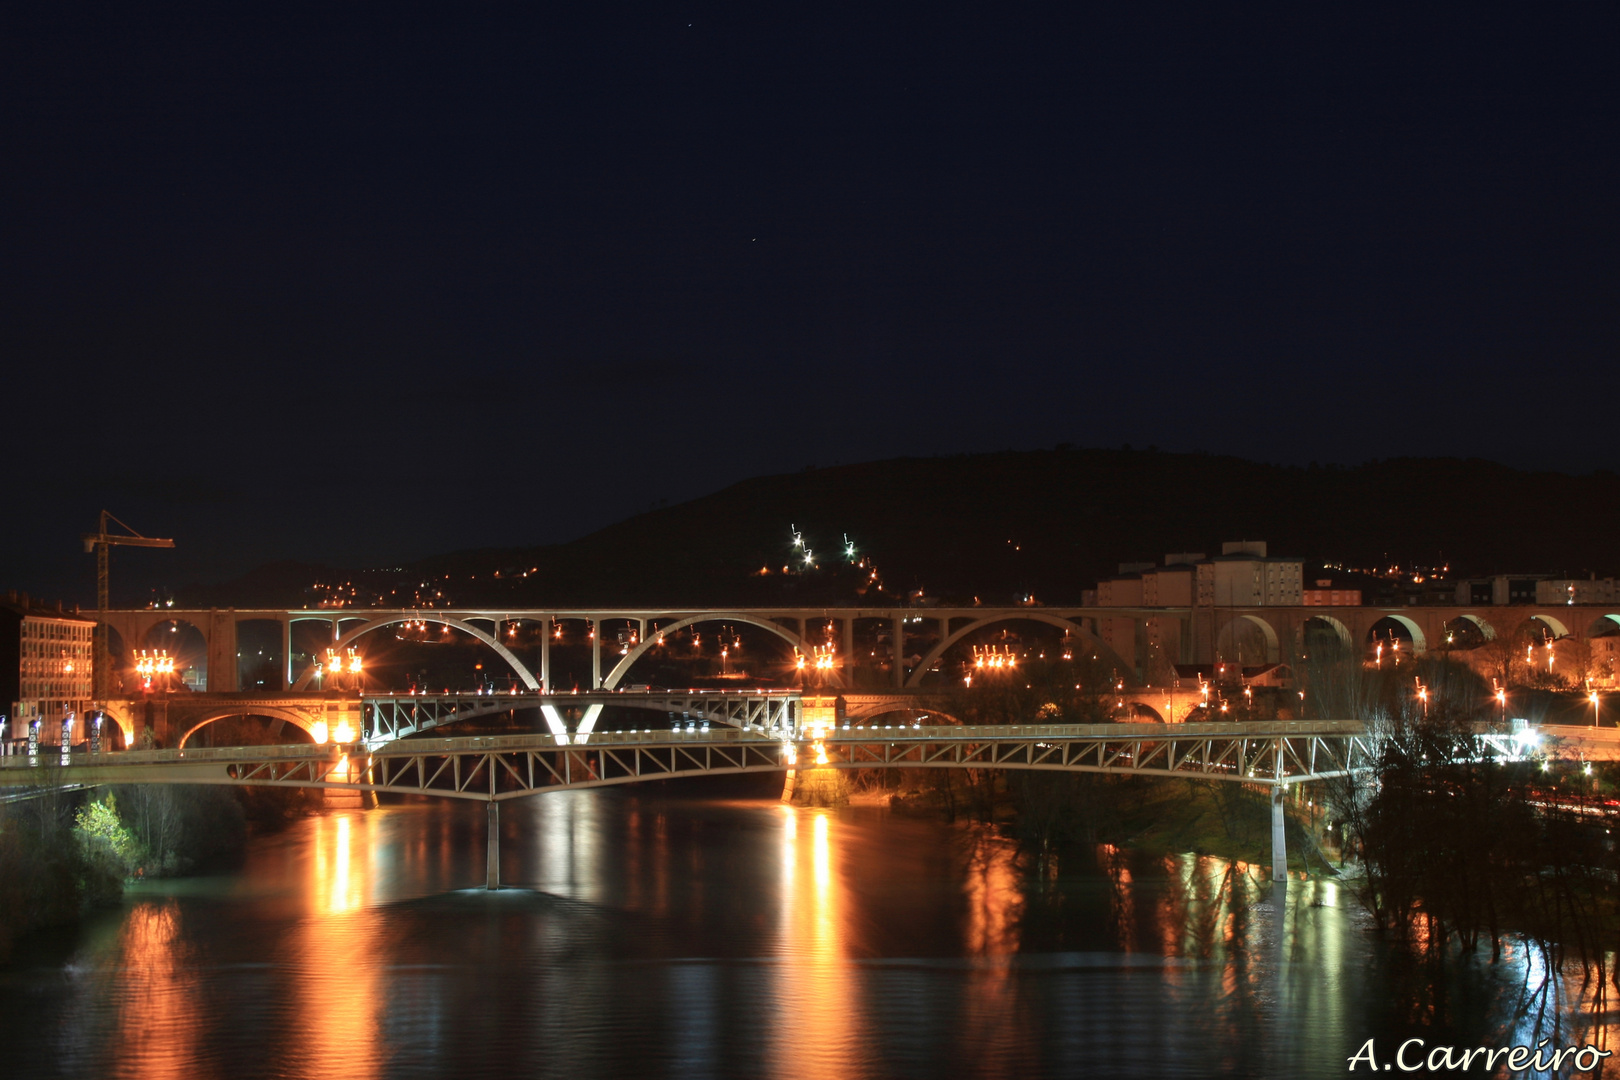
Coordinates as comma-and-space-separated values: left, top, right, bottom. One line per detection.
362, 690, 800, 745
0, 719, 1472, 886
2, 720, 1377, 798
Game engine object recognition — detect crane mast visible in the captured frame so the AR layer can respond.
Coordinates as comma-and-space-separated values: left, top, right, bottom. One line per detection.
83, 511, 175, 700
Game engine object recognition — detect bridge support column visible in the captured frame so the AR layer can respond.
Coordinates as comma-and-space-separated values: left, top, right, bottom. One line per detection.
591, 619, 601, 689
486, 800, 500, 890
1271, 786, 1287, 882
893, 616, 905, 689
540, 617, 550, 693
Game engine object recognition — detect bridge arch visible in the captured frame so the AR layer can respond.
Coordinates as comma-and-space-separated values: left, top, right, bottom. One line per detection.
177, 708, 324, 749
1367, 614, 1428, 656
1301, 614, 1353, 650
904, 613, 1130, 689
603, 613, 805, 689
142, 618, 209, 690
1217, 614, 1281, 666
1588, 614, 1620, 638
1442, 613, 1497, 648
1519, 614, 1571, 641
291, 614, 540, 691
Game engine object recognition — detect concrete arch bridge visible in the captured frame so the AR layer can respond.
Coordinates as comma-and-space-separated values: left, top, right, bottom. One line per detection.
96, 606, 1136, 694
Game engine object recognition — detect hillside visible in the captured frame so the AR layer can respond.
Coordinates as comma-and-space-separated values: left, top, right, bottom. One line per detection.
177, 449, 1620, 609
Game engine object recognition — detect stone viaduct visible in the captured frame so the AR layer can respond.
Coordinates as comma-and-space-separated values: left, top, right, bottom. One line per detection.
97, 601, 1620, 698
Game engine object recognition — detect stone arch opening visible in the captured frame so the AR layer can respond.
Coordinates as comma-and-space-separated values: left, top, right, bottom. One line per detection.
177, 708, 324, 749
1216, 615, 1280, 666
1300, 615, 1353, 659
1442, 614, 1496, 650
905, 613, 1132, 689
1519, 614, 1571, 641
1367, 615, 1427, 658
236, 619, 286, 690
1588, 614, 1620, 638
141, 618, 208, 690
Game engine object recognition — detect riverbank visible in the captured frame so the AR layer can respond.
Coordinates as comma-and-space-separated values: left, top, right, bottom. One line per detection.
0, 784, 319, 962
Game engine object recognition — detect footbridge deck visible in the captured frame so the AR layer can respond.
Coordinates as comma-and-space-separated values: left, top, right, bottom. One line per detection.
2, 720, 1375, 798
5, 719, 1541, 887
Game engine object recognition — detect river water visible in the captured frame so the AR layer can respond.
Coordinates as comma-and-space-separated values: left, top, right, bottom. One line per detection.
0, 788, 1607, 1079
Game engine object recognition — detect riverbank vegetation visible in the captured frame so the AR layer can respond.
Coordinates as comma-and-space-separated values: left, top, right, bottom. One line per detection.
0, 779, 318, 961
1306, 647, 1620, 993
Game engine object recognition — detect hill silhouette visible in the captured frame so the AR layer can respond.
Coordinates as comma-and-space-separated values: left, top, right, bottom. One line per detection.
178, 448, 1620, 609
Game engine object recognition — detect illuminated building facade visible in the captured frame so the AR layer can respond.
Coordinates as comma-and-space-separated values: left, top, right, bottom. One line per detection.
2, 592, 95, 747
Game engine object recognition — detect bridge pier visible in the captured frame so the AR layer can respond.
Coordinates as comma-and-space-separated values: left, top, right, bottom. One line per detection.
1270, 787, 1287, 882
591, 621, 602, 688
486, 800, 500, 890
540, 617, 551, 692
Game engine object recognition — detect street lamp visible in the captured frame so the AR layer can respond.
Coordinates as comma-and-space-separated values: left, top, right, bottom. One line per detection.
135, 650, 174, 692
1591, 690, 1601, 728
972, 645, 1017, 671
322, 648, 362, 692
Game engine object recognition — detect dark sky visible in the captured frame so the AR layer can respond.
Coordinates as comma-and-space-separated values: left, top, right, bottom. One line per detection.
5, 3, 1618, 600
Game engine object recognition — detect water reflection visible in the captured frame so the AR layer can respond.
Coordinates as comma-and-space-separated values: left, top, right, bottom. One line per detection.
769, 807, 872, 1079
285, 810, 383, 1079
110, 901, 196, 1080
5, 792, 1617, 1079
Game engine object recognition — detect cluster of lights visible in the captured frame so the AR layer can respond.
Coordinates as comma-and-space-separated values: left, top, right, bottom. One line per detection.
795, 644, 837, 671
310, 718, 359, 745
972, 644, 1018, 671
323, 648, 363, 678
395, 619, 453, 643
135, 650, 175, 690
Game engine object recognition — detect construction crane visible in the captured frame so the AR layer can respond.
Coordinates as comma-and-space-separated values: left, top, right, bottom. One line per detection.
83, 511, 174, 700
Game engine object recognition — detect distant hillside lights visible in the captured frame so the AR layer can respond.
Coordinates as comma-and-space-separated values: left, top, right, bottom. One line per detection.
761, 523, 886, 593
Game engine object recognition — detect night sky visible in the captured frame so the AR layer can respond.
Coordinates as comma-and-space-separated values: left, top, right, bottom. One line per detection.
5, 4, 1618, 599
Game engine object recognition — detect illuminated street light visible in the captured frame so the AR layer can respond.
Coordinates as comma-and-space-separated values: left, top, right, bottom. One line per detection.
135, 650, 174, 692
322, 648, 363, 691
972, 644, 1017, 671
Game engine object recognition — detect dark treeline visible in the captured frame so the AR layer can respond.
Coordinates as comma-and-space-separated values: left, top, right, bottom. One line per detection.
1306, 646, 1620, 992
0, 779, 317, 961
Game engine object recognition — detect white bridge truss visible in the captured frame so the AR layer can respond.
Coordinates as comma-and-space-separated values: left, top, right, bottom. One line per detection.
7, 719, 1541, 887
1, 721, 1376, 800
362, 691, 800, 745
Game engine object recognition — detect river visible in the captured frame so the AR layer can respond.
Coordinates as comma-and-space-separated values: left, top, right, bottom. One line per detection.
0, 786, 1607, 1078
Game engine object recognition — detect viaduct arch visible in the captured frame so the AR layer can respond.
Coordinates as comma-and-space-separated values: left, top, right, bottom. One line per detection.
904, 612, 1131, 689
